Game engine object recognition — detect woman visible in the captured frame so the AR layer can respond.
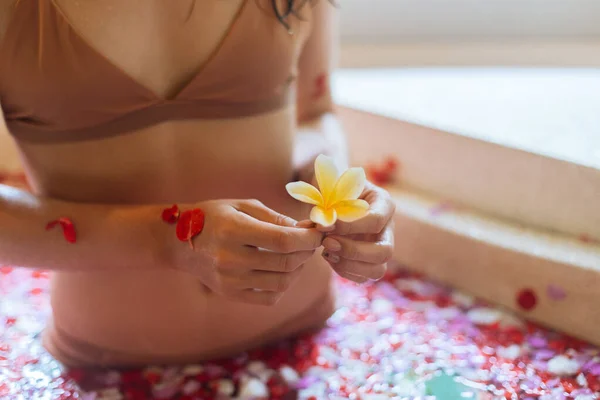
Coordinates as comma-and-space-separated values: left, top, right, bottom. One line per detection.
0, 0, 395, 367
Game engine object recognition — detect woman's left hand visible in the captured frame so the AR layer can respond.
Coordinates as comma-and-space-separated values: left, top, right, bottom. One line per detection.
320, 182, 396, 283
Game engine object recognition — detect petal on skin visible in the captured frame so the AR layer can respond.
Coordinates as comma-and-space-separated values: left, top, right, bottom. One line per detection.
329, 167, 366, 206
285, 182, 324, 205
334, 199, 370, 222
314, 155, 339, 205
310, 206, 337, 227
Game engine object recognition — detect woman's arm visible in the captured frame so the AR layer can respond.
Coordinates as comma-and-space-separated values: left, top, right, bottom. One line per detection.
294, 1, 348, 176
0, 183, 167, 271
0, 183, 324, 305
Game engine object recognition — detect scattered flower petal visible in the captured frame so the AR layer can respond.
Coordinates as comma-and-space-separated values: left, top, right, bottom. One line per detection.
216, 379, 235, 396
528, 336, 548, 348
0, 266, 14, 274
384, 156, 399, 172
161, 204, 180, 224
238, 377, 268, 398
467, 308, 502, 325
0, 255, 599, 399
279, 365, 300, 385
578, 233, 598, 244
364, 156, 400, 186
497, 345, 522, 360
451, 291, 476, 307
181, 380, 201, 395
182, 364, 204, 376
547, 355, 581, 376
586, 361, 600, 376
517, 288, 538, 310
312, 74, 328, 99
547, 284, 567, 301
45, 217, 77, 243
175, 208, 205, 249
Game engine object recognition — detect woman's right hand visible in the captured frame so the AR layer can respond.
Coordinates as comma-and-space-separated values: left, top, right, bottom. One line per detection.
169, 199, 324, 306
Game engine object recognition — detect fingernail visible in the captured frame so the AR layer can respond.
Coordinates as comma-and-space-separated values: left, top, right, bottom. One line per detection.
318, 224, 336, 232
296, 220, 314, 228
323, 237, 342, 252
322, 251, 340, 264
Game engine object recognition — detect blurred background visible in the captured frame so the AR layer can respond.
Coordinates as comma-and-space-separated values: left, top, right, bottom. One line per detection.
334, 0, 600, 170
328, 1, 600, 344
339, 0, 600, 67
330, 0, 600, 292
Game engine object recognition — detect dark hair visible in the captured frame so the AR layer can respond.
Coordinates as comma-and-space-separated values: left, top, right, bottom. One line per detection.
272, 0, 333, 31
271, 0, 304, 31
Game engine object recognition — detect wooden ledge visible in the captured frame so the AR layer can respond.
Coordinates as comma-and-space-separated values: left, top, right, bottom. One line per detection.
388, 185, 600, 345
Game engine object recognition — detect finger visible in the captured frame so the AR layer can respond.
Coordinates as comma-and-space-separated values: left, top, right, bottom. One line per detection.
298, 220, 336, 234
235, 214, 324, 253
235, 199, 298, 227
296, 220, 315, 228
242, 248, 314, 273
323, 254, 387, 281
323, 229, 394, 264
242, 267, 304, 292
316, 224, 336, 233
228, 290, 284, 307
333, 188, 396, 235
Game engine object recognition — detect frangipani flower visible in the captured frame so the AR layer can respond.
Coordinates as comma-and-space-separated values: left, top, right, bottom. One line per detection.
286, 155, 369, 227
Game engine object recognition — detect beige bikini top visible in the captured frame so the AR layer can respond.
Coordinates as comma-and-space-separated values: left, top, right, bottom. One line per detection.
0, 0, 310, 143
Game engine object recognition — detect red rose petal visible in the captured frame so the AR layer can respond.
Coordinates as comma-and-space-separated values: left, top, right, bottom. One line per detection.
312, 74, 327, 99
144, 371, 161, 385
161, 204, 180, 224
517, 288, 537, 311
578, 233, 598, 244
0, 266, 13, 274
176, 208, 205, 249
366, 165, 390, 186
31, 270, 49, 279
366, 157, 399, 186
65, 369, 84, 383
46, 217, 76, 243
384, 156, 399, 172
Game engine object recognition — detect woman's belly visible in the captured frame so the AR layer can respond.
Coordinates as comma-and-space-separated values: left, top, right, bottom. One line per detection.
47, 251, 332, 366
17, 108, 334, 365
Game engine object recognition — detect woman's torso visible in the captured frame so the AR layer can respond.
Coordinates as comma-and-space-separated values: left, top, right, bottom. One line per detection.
0, 0, 333, 365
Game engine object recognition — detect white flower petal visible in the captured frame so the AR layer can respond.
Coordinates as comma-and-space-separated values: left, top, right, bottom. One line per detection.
285, 181, 324, 205
547, 355, 580, 376
314, 155, 339, 205
329, 167, 366, 206
310, 206, 337, 227
334, 199, 369, 222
